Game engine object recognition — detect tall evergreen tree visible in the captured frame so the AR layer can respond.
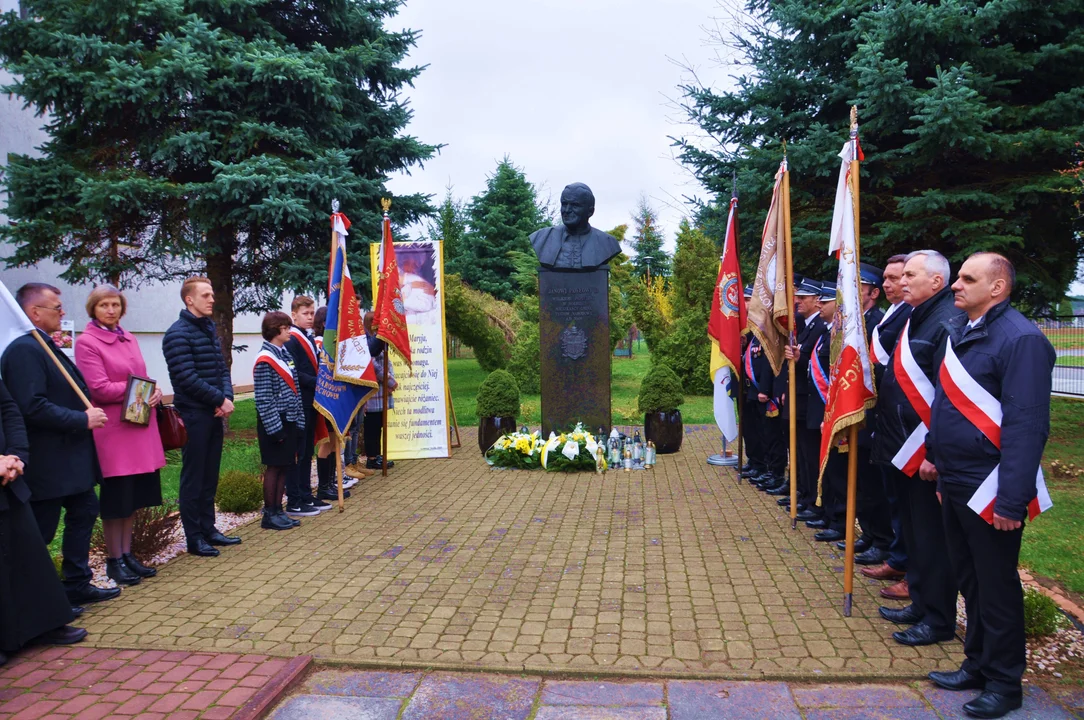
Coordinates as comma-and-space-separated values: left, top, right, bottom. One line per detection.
427, 185, 467, 274
458, 158, 549, 303
629, 197, 671, 280
675, 0, 1084, 311
0, 0, 437, 365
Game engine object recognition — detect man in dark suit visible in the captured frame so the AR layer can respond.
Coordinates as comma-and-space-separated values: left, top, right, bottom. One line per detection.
0, 283, 119, 609
0, 375, 87, 663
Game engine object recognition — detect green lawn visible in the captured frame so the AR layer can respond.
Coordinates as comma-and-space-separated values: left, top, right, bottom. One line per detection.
1056, 355, 1084, 367
1042, 327, 1084, 352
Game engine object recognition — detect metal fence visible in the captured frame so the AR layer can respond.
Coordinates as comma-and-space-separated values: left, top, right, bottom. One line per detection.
1035, 316, 1084, 396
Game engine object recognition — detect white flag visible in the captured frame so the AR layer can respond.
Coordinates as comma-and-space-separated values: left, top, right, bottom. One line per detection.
0, 280, 35, 372
713, 366, 739, 443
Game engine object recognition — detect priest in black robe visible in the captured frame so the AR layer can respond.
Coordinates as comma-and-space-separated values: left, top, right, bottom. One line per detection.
0, 375, 86, 666
530, 183, 622, 272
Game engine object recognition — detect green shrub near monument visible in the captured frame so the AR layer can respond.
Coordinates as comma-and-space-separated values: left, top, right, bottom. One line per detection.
216, 470, 264, 514
638, 364, 685, 414
507, 296, 541, 394
476, 369, 522, 419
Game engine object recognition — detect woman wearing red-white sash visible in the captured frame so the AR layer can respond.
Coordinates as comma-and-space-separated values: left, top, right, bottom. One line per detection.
253, 312, 306, 531
925, 253, 1056, 719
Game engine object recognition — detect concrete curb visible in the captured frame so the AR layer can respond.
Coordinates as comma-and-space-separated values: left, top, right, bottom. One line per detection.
235, 655, 313, 720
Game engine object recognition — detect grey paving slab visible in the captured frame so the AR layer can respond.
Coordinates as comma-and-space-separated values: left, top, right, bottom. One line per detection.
541, 680, 664, 706
804, 709, 940, 720
269, 694, 402, 720
535, 708, 668, 720
399, 671, 539, 720
305, 669, 420, 697
792, 683, 926, 708
920, 685, 1077, 720
668, 680, 802, 720
1047, 686, 1084, 712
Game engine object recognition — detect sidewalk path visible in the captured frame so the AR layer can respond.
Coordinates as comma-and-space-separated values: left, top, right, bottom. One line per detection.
71, 427, 961, 679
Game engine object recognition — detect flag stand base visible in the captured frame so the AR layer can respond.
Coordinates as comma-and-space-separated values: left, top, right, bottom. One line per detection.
707, 454, 739, 467
844, 593, 853, 617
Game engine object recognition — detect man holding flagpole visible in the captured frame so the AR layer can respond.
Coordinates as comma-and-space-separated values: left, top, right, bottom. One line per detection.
708, 195, 746, 465
925, 253, 1055, 719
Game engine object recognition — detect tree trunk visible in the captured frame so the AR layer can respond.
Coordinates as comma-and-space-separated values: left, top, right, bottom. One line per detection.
204, 227, 236, 376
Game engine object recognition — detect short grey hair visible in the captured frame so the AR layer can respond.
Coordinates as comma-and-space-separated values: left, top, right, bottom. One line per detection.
904, 250, 950, 283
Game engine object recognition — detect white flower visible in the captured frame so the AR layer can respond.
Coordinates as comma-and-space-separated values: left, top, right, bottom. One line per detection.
562, 440, 580, 461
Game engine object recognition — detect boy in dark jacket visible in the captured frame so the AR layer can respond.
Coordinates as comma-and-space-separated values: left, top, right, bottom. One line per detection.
163, 277, 239, 557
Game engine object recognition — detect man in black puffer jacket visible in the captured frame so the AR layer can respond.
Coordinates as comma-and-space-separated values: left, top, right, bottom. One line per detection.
871, 250, 964, 648
163, 277, 240, 557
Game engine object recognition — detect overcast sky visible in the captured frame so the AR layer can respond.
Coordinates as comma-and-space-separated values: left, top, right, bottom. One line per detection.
384, 0, 733, 252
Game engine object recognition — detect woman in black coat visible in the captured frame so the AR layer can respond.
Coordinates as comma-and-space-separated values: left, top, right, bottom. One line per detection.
0, 376, 85, 665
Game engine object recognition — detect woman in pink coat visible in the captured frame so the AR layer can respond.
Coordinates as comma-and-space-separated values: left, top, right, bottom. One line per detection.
75, 286, 165, 587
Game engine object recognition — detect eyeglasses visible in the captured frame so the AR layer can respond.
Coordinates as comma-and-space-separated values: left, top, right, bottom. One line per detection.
34, 304, 64, 313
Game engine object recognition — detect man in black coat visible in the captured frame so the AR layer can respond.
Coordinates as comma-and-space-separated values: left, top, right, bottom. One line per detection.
925, 253, 1055, 719
163, 277, 240, 557
0, 283, 118, 608
0, 374, 87, 664
872, 251, 964, 647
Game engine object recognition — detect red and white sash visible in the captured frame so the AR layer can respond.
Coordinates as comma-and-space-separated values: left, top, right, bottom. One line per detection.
289, 328, 318, 371
940, 340, 1052, 523
870, 302, 902, 366
254, 349, 298, 394
890, 319, 934, 476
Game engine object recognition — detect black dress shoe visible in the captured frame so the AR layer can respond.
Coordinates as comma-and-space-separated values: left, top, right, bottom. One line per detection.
187, 538, 220, 557
0, 650, 6, 666
928, 669, 985, 691
67, 585, 121, 606
122, 553, 157, 578
836, 537, 873, 553
893, 623, 955, 646
879, 604, 922, 625
962, 690, 1022, 719
854, 547, 889, 565
71, 606, 85, 618
32, 625, 88, 645
766, 483, 790, 496
815, 529, 845, 542
207, 530, 241, 546
105, 558, 141, 586
805, 518, 829, 529
795, 509, 821, 521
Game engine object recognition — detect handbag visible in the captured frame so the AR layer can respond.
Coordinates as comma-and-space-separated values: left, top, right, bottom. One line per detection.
157, 404, 188, 451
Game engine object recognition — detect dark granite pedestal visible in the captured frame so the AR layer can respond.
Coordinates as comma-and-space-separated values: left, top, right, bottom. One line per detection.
539, 268, 611, 437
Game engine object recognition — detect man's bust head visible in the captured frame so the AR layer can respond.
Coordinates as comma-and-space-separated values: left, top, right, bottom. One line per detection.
531, 182, 622, 271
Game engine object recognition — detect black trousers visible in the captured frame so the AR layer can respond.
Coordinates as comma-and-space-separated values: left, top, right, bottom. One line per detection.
856, 448, 894, 550
796, 425, 821, 509
741, 397, 764, 470
884, 467, 909, 571
30, 488, 98, 594
762, 412, 787, 475
942, 482, 1025, 695
364, 410, 383, 457
178, 409, 224, 542
287, 403, 316, 506
888, 465, 958, 633
821, 449, 847, 531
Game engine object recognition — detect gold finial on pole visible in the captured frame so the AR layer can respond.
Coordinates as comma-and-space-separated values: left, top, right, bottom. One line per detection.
380, 198, 392, 213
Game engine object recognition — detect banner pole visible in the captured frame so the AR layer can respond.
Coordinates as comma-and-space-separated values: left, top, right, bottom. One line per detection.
736, 364, 745, 483
31, 331, 93, 409
335, 435, 344, 512
844, 106, 862, 616
381, 356, 389, 478
782, 159, 798, 529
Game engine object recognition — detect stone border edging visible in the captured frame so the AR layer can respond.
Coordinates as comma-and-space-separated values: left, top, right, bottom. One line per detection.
234, 655, 313, 720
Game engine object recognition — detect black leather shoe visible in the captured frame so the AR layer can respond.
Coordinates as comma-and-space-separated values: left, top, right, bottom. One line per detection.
366, 455, 394, 469
879, 604, 922, 625
836, 537, 872, 553
766, 483, 790, 496
796, 509, 821, 521
33, 625, 88, 645
318, 488, 350, 500
893, 623, 955, 646
929, 669, 985, 692
751, 473, 774, 486
105, 558, 141, 586
854, 547, 889, 565
815, 529, 845, 542
805, 518, 829, 529
71, 606, 85, 618
122, 553, 157, 578
187, 538, 220, 557
962, 690, 1022, 718
740, 466, 760, 478
67, 585, 121, 605
0, 650, 6, 666
207, 531, 241, 546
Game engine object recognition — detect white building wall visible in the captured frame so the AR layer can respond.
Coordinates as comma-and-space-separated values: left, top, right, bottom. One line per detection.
0, 0, 293, 396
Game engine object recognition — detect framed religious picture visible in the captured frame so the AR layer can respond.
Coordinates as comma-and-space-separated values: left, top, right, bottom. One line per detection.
123, 375, 156, 426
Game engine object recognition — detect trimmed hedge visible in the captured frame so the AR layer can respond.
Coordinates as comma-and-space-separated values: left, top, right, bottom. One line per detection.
476, 369, 521, 418
216, 469, 264, 513
638, 363, 685, 414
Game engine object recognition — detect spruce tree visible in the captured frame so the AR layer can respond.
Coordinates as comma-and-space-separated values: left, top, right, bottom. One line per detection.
427, 186, 468, 275
629, 197, 671, 280
676, 0, 1083, 311
458, 158, 549, 303
0, 0, 437, 365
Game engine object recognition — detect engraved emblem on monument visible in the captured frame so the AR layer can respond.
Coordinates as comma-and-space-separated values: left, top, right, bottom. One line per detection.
560, 324, 588, 360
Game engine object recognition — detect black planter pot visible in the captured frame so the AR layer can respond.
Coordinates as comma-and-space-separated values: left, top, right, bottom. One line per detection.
479, 416, 518, 454
644, 410, 683, 454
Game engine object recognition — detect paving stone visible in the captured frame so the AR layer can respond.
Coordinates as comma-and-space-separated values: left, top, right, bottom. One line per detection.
400, 672, 538, 720
269, 694, 401, 720
792, 683, 926, 708
535, 708, 667, 720
920, 685, 1077, 720
668, 680, 802, 720
803, 709, 941, 720
305, 670, 420, 698
541, 681, 663, 706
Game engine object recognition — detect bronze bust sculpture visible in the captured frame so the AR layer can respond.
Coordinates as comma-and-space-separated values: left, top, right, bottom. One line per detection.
530, 183, 622, 271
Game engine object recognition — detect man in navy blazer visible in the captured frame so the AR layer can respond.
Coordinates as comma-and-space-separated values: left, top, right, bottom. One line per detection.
0, 283, 119, 609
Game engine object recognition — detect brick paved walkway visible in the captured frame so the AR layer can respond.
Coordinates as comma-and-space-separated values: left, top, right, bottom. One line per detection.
72, 426, 963, 678
271, 668, 1084, 719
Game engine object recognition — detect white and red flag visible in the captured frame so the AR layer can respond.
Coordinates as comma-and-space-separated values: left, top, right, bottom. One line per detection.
940, 340, 1053, 522
708, 196, 747, 443
818, 139, 877, 478
0, 279, 35, 366
746, 161, 790, 376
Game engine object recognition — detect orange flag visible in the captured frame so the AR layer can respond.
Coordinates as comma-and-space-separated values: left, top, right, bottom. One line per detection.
373, 208, 412, 369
